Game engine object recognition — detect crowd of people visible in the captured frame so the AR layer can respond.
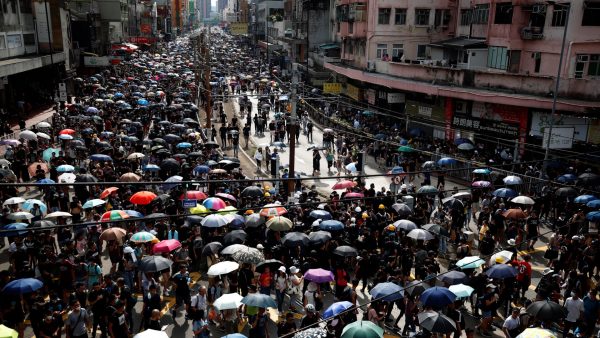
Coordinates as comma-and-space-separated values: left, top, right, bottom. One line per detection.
0, 27, 598, 338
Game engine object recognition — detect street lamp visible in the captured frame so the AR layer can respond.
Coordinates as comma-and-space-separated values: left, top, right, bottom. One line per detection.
541, 2, 570, 178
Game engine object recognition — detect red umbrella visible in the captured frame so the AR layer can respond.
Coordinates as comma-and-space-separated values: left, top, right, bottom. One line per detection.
100, 187, 119, 199
502, 208, 527, 219
153, 239, 182, 254
344, 192, 364, 199
332, 180, 356, 190
130, 191, 158, 205
101, 210, 130, 222
59, 129, 76, 135
180, 191, 208, 201
216, 192, 237, 202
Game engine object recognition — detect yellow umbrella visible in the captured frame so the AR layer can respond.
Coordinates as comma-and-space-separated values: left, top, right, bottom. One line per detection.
219, 206, 238, 214
0, 325, 18, 338
190, 205, 209, 215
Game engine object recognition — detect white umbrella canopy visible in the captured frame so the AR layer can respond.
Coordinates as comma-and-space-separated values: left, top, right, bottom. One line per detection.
7, 212, 34, 220
18, 130, 37, 140
58, 173, 77, 183
511, 196, 535, 205
490, 250, 514, 265
37, 121, 51, 128
36, 132, 51, 139
207, 261, 240, 276
3, 197, 25, 205
221, 244, 249, 256
45, 211, 73, 219
133, 330, 169, 338
213, 292, 244, 310
407, 228, 435, 241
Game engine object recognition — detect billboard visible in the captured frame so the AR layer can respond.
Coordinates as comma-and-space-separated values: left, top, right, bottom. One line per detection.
323, 82, 341, 94
542, 127, 574, 149
229, 22, 248, 35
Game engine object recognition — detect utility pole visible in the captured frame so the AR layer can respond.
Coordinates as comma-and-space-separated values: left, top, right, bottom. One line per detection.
288, 63, 298, 196
202, 29, 212, 129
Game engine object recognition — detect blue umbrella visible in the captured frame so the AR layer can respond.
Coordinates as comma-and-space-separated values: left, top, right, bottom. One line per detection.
390, 166, 405, 175
143, 164, 161, 172
113, 92, 124, 99
485, 264, 518, 279
2, 278, 44, 294
81, 128, 94, 135
374, 133, 386, 140
2, 223, 29, 237
42, 148, 61, 162
586, 200, 600, 208
132, 92, 144, 98
574, 195, 598, 204
437, 157, 456, 166
309, 210, 332, 220
492, 188, 518, 199
22, 199, 47, 213
223, 334, 247, 338
137, 99, 149, 106
370, 282, 404, 302
586, 211, 600, 222
319, 220, 344, 231
473, 168, 492, 175
323, 301, 354, 319
419, 286, 457, 308
438, 271, 468, 284
454, 138, 472, 145
37, 178, 56, 185
409, 128, 423, 137
241, 293, 277, 308
362, 110, 375, 116
177, 142, 192, 149
125, 210, 144, 218
82, 199, 106, 209
56, 165, 75, 173
194, 165, 210, 174
557, 174, 577, 184
400, 139, 409, 145
100, 131, 114, 138
90, 154, 113, 161
86, 107, 99, 114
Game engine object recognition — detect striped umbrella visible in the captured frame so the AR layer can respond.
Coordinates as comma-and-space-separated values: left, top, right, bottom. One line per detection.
131, 231, 157, 243
101, 210, 130, 222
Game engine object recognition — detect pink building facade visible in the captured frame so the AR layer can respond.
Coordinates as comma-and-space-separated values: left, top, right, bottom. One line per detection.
326, 0, 600, 151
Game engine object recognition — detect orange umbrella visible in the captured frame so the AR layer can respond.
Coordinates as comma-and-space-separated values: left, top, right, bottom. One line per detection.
59, 129, 76, 135
28, 162, 49, 178
120, 172, 141, 182
100, 187, 119, 199
130, 191, 158, 205
502, 208, 527, 219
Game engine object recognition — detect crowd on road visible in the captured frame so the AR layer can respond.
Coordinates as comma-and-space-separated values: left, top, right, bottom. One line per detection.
0, 27, 598, 338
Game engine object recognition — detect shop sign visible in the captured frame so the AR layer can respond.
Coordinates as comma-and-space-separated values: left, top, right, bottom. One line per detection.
345, 84, 362, 101
451, 116, 519, 137
365, 89, 376, 105
387, 93, 405, 104
542, 127, 574, 149
405, 100, 444, 121
323, 82, 342, 94
530, 111, 588, 142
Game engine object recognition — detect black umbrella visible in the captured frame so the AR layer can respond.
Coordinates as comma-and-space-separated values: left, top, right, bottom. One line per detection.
392, 203, 413, 217
147, 213, 168, 220
184, 215, 203, 226
223, 230, 248, 245
188, 152, 203, 158
32, 220, 55, 228
160, 158, 180, 171
443, 198, 464, 210
438, 270, 468, 284
577, 173, 600, 186
76, 174, 98, 182
152, 194, 173, 205
139, 256, 173, 272
153, 138, 167, 145
202, 242, 223, 256
422, 223, 449, 236
282, 232, 310, 247
405, 280, 430, 296
526, 300, 566, 321
308, 231, 332, 246
418, 311, 456, 333
333, 245, 358, 257
220, 160, 240, 169
222, 157, 241, 163
255, 259, 284, 273
241, 186, 264, 198
203, 141, 220, 149
555, 187, 578, 198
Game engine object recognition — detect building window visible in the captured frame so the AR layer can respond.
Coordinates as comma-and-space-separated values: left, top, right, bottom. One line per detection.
18, 0, 32, 13
394, 8, 407, 25
434, 9, 450, 27
575, 54, 600, 78
337, 22, 340, 32
23, 34, 35, 45
378, 8, 391, 24
487, 46, 508, 70
460, 9, 471, 26
589, 55, 600, 77
349, 22, 354, 33
551, 4, 568, 26
392, 44, 404, 58
415, 9, 430, 25
533, 52, 541, 73
472, 4, 489, 24
348, 42, 354, 54
417, 45, 427, 59
582, 1, 600, 26
494, 3, 513, 24
0, 36, 5, 49
376, 43, 388, 58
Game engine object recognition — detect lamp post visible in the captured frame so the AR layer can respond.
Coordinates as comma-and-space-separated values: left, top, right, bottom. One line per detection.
541, 2, 570, 178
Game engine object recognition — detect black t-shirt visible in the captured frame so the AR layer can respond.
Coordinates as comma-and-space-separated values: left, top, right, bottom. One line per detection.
109, 311, 128, 338
300, 314, 319, 329
88, 289, 108, 314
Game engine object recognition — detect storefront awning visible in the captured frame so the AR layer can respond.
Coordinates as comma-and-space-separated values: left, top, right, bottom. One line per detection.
0, 52, 66, 78
429, 38, 486, 49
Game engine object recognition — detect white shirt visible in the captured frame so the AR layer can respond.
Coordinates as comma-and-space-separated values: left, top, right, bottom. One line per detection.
191, 293, 207, 311
503, 316, 520, 330
564, 297, 583, 322
276, 275, 287, 292
303, 290, 316, 306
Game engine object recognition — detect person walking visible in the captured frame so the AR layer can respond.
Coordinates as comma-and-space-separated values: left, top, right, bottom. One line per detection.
65, 299, 90, 338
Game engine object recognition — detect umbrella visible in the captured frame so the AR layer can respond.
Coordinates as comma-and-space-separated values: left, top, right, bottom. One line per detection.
216, 193, 237, 202
438, 271, 468, 284
0, 325, 18, 338
370, 282, 404, 302
503, 208, 527, 219
454, 138, 472, 145
319, 220, 344, 231
241, 293, 277, 308
456, 256, 485, 269
577, 172, 600, 186
323, 301, 354, 319
76, 173, 98, 182
42, 147, 61, 162
332, 180, 356, 190
555, 187, 578, 198
448, 283, 474, 298
503, 175, 523, 185
397, 146, 415, 153
485, 264, 518, 279
457, 143, 474, 150
255, 259, 284, 273
90, 154, 113, 161
125, 210, 143, 218
393, 219, 418, 231
143, 164, 161, 172
304, 268, 334, 283
341, 321, 384, 338
223, 230, 248, 245
419, 286, 456, 308
213, 293, 244, 310
404, 280, 430, 296
490, 250, 514, 265
1, 223, 28, 236
526, 300, 566, 321
472, 180, 492, 188
190, 205, 209, 215
392, 203, 413, 216
203, 197, 227, 210
421, 223, 446, 236
131, 231, 157, 243
202, 242, 224, 256
587, 200, 600, 208
309, 209, 332, 220
2, 278, 44, 294
333, 245, 358, 257
245, 214, 265, 228
260, 203, 287, 217
7, 212, 34, 220
516, 328, 557, 338
18, 130, 37, 140
3, 197, 25, 205
266, 216, 294, 231
201, 214, 228, 228
139, 256, 173, 272
100, 210, 130, 222
294, 328, 327, 338
56, 164, 75, 173
162, 175, 183, 190
37, 121, 51, 128
344, 192, 364, 199
231, 247, 265, 264
100, 228, 127, 241
127, 152, 146, 160
418, 311, 456, 333
100, 187, 119, 199
241, 186, 263, 198
493, 188, 518, 198
443, 198, 464, 210
133, 330, 169, 338
308, 231, 332, 246
221, 244, 249, 256
59, 134, 73, 140
82, 199, 106, 209
511, 196, 535, 205
437, 157, 456, 166
574, 194, 598, 204
587, 211, 600, 221
32, 220, 55, 228
557, 174, 577, 184
407, 229, 435, 241
58, 173, 76, 183
473, 168, 492, 175
193, 165, 210, 174
282, 232, 310, 247
417, 185, 438, 194
130, 191, 158, 205
59, 128, 76, 135
153, 239, 182, 254
390, 166, 405, 175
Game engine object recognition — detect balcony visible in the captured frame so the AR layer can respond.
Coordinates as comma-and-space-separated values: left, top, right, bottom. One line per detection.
520, 26, 544, 40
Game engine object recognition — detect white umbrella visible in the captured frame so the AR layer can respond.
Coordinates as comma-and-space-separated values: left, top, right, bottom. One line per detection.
7, 212, 34, 220
207, 261, 240, 276
407, 229, 435, 241
37, 121, 51, 128
45, 211, 73, 218
503, 175, 523, 185
490, 250, 513, 265
511, 196, 535, 205
36, 132, 51, 139
451, 192, 471, 199
213, 292, 244, 310
58, 173, 77, 183
18, 130, 37, 140
127, 152, 146, 160
3, 197, 25, 205
0, 159, 11, 167
133, 330, 169, 338
221, 244, 249, 255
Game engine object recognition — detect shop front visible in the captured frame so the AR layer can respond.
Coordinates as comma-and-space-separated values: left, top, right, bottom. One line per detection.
405, 98, 447, 139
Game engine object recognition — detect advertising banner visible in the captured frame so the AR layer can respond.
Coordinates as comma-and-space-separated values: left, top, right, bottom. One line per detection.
323, 83, 342, 94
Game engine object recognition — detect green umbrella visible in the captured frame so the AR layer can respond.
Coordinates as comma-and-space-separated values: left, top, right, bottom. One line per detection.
341, 321, 384, 338
397, 146, 415, 153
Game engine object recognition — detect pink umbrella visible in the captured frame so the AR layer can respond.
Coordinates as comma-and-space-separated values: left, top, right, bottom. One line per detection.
331, 180, 356, 190
216, 192, 237, 202
203, 197, 227, 210
472, 180, 492, 188
304, 268, 335, 283
344, 192, 364, 199
153, 239, 182, 254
